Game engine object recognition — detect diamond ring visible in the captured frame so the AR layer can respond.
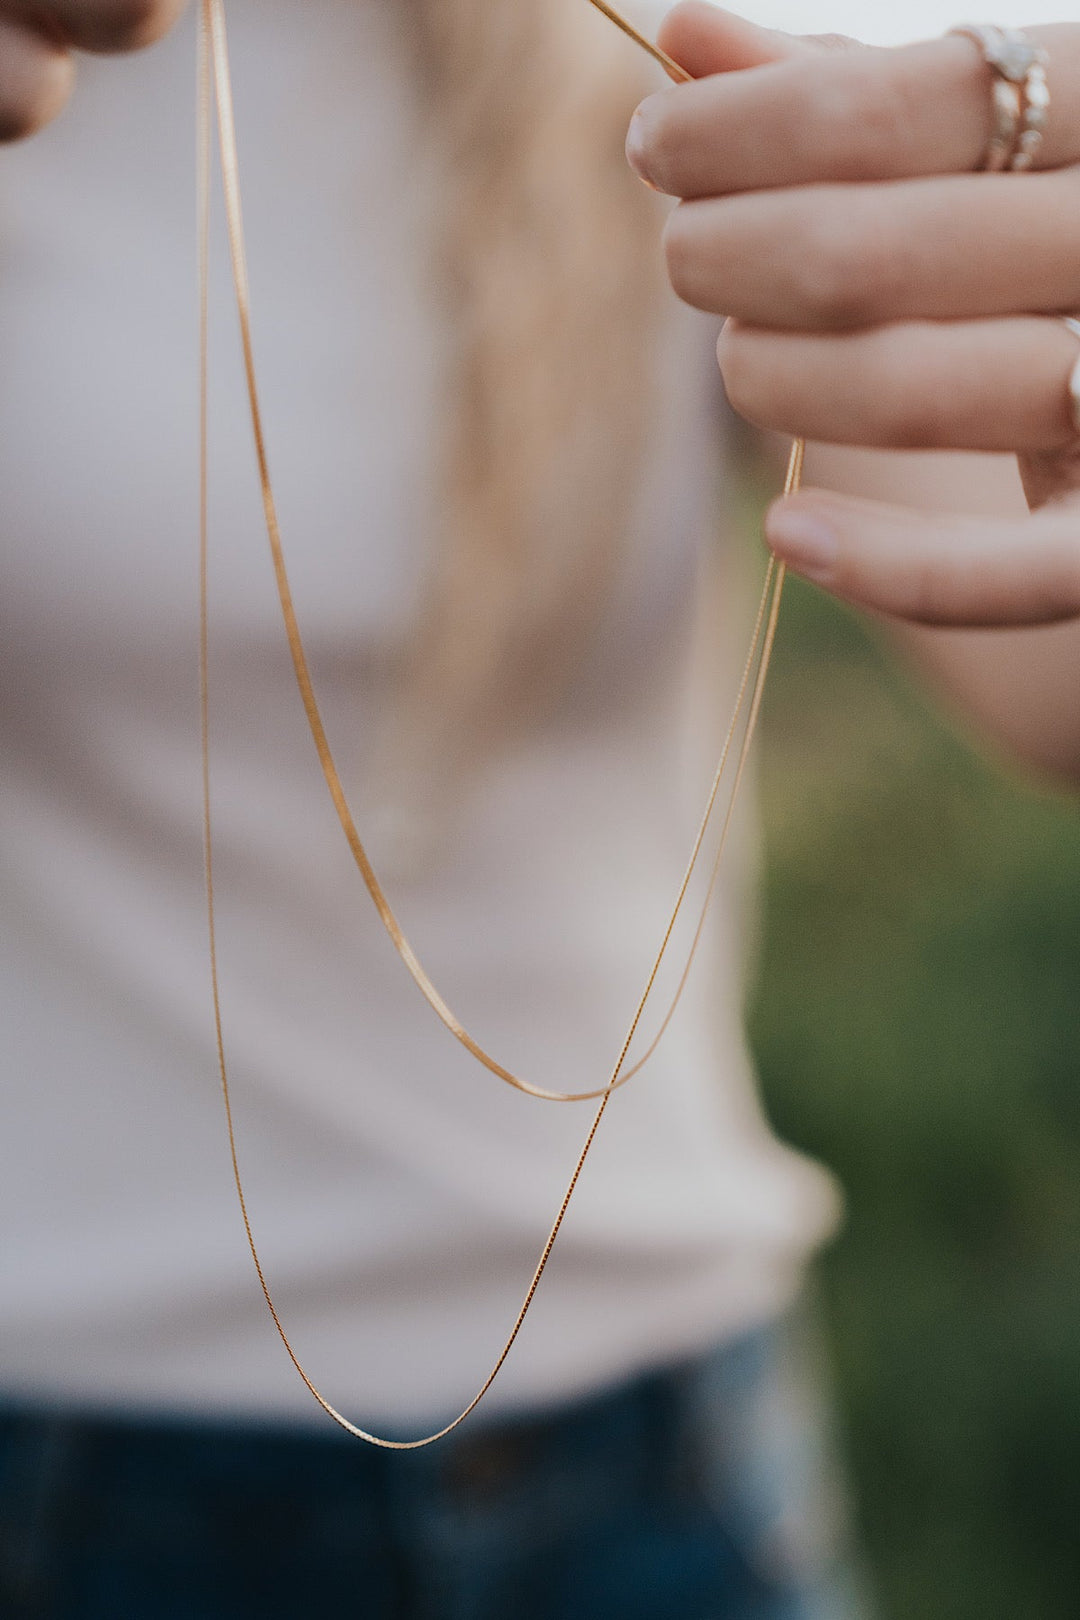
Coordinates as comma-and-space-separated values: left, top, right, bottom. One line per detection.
949, 24, 1050, 172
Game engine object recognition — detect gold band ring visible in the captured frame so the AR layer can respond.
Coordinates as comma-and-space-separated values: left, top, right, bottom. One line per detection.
949, 23, 1050, 172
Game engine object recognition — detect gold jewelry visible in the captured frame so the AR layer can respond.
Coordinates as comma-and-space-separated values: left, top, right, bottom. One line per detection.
202, 8, 765, 1109
583, 0, 691, 83
987, 77, 1021, 172
1059, 316, 1080, 435
949, 24, 1049, 172
199, 0, 802, 1447
1013, 49, 1050, 172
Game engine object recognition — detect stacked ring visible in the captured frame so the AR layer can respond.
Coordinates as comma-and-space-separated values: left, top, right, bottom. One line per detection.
949, 23, 1050, 171
1013, 48, 1051, 170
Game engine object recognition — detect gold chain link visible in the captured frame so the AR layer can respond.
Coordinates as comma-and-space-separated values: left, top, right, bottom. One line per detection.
199, 0, 802, 1445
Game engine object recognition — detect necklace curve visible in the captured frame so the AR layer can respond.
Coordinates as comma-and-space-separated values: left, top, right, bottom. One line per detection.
198, 0, 803, 1445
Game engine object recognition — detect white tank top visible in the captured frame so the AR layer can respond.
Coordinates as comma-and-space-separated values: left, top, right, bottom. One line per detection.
0, 0, 839, 1427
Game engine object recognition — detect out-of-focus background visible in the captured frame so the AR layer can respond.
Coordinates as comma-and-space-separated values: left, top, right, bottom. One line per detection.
738, 447, 1080, 1616
736, 0, 1078, 42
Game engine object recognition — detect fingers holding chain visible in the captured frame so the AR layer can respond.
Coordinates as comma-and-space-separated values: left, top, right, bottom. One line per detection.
628, 23, 1080, 199
632, 18, 1080, 469
927, 24, 1080, 460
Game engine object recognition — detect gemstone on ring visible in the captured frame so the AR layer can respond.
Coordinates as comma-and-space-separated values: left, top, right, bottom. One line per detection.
949, 23, 1050, 172
990, 28, 1046, 82
1013, 58, 1050, 170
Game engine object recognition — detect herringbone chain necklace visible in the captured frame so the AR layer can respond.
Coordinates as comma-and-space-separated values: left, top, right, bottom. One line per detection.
198, 0, 802, 1446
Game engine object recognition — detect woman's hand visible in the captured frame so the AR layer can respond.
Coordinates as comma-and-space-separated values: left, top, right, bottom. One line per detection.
628, 3, 1080, 628
0, 0, 184, 140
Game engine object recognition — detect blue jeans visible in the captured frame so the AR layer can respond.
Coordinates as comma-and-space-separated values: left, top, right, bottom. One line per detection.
0, 1317, 869, 1619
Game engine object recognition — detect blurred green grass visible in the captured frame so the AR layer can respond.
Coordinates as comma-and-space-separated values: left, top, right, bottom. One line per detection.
747, 537, 1080, 1618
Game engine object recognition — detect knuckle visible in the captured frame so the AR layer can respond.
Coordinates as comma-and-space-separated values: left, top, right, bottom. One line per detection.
906, 553, 958, 623
870, 330, 951, 449
876, 384, 943, 450
806, 32, 859, 51
807, 57, 917, 178
788, 206, 895, 330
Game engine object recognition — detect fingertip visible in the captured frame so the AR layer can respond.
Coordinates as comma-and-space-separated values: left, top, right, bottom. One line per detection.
767, 492, 1080, 626
625, 106, 660, 188
0, 22, 75, 143
765, 495, 840, 584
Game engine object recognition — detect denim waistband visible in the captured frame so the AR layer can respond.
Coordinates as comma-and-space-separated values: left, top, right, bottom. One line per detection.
0, 1319, 866, 1620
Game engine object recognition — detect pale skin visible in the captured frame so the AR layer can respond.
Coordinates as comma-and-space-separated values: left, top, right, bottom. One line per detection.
629, 3, 1080, 781
4, 0, 1080, 778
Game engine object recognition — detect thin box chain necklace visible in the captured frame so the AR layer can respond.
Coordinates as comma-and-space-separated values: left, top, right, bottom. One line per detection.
198, 0, 803, 1447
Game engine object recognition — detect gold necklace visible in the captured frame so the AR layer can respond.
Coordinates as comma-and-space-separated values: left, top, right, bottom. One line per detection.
198, 0, 802, 1447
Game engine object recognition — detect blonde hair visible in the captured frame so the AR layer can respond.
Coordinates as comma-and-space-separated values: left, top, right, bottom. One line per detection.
393, 0, 665, 790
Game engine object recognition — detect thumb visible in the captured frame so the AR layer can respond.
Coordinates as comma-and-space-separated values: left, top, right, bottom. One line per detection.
765, 490, 1080, 627
656, 1, 849, 77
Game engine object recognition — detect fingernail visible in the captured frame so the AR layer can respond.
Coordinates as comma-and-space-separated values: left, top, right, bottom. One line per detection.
625, 108, 655, 189
766, 506, 838, 584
